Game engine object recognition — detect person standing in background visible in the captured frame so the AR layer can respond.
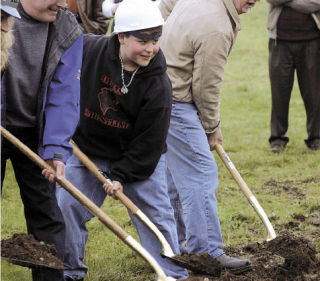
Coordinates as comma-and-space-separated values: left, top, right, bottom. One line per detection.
267, 0, 320, 152
66, 0, 110, 34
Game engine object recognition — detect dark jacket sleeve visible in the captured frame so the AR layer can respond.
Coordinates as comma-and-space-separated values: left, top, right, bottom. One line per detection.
109, 76, 172, 184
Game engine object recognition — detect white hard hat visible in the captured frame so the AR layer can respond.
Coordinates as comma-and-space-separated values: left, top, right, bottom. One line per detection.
114, 0, 164, 33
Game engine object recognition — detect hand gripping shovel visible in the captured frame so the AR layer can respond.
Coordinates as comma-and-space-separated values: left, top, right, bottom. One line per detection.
214, 143, 276, 242
0, 126, 176, 281
70, 142, 191, 265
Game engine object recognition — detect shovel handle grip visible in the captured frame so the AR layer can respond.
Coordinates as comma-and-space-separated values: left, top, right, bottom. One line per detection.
214, 143, 253, 198
71, 142, 139, 213
1, 126, 128, 241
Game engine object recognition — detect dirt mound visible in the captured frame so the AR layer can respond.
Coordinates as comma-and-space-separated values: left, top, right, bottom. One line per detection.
182, 232, 320, 281
1, 233, 64, 270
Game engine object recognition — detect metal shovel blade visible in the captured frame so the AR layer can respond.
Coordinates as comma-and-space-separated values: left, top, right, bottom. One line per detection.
1, 256, 65, 270
161, 252, 222, 276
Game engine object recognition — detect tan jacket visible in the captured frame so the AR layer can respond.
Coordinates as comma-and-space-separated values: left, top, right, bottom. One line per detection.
266, 0, 320, 39
77, 0, 110, 34
159, 0, 240, 133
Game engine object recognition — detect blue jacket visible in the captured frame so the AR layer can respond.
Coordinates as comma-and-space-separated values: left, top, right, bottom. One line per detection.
1, 9, 83, 164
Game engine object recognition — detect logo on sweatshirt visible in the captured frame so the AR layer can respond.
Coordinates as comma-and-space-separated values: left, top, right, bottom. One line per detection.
98, 87, 119, 116
83, 75, 130, 130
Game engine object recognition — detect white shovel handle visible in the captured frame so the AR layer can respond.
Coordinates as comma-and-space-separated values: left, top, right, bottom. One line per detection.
214, 143, 276, 241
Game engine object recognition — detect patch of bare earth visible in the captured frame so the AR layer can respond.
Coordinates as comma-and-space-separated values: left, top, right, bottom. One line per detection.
2, 232, 319, 280
1, 233, 64, 269
182, 232, 320, 281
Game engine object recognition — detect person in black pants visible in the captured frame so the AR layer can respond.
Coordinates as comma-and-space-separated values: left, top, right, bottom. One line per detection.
1, 128, 66, 280
1, 0, 83, 280
267, 0, 320, 152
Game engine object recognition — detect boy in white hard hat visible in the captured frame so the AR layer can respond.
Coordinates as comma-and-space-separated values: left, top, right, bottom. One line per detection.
56, 0, 188, 280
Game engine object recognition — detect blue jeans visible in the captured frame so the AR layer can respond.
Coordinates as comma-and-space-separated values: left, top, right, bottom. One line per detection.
57, 154, 188, 280
166, 103, 224, 258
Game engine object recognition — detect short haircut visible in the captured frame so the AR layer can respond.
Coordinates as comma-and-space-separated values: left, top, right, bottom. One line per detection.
124, 26, 163, 41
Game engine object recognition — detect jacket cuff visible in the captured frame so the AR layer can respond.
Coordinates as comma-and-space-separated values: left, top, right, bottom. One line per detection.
38, 145, 72, 164
205, 120, 221, 134
108, 173, 124, 185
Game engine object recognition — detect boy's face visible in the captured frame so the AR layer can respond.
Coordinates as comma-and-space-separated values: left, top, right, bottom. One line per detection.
22, 0, 67, 22
119, 33, 160, 69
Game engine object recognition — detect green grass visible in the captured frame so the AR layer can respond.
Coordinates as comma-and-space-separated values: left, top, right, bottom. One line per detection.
2, 1, 320, 280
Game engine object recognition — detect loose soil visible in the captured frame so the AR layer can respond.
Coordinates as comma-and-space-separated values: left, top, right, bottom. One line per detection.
181, 231, 320, 281
1, 232, 319, 280
1, 233, 64, 270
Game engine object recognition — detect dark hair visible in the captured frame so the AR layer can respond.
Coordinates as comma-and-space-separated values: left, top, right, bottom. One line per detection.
124, 26, 163, 41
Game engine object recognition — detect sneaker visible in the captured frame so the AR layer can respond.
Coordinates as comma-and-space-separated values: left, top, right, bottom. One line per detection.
216, 254, 251, 274
270, 142, 286, 153
307, 139, 320, 150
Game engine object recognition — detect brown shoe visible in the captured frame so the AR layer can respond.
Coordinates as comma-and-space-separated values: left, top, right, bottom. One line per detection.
270, 142, 286, 153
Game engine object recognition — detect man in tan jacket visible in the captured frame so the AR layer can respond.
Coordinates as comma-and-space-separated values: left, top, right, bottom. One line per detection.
159, 0, 258, 274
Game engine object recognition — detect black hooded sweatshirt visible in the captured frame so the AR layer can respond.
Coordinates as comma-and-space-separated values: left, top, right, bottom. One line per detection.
73, 34, 172, 184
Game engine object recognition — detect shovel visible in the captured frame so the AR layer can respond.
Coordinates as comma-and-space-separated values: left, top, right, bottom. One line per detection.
214, 143, 276, 241
70, 141, 248, 276
1, 256, 65, 270
0, 126, 176, 281
70, 142, 198, 268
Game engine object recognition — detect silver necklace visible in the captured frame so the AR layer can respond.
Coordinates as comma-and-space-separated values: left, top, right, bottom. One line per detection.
119, 54, 139, 94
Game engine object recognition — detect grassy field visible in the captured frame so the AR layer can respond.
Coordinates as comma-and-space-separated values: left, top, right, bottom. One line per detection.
1, 1, 320, 280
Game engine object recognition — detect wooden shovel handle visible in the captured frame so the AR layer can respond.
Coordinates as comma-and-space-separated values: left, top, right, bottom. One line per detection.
1, 126, 128, 241
214, 143, 276, 241
71, 141, 176, 257
214, 143, 253, 198
1, 127, 172, 279
71, 142, 139, 213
